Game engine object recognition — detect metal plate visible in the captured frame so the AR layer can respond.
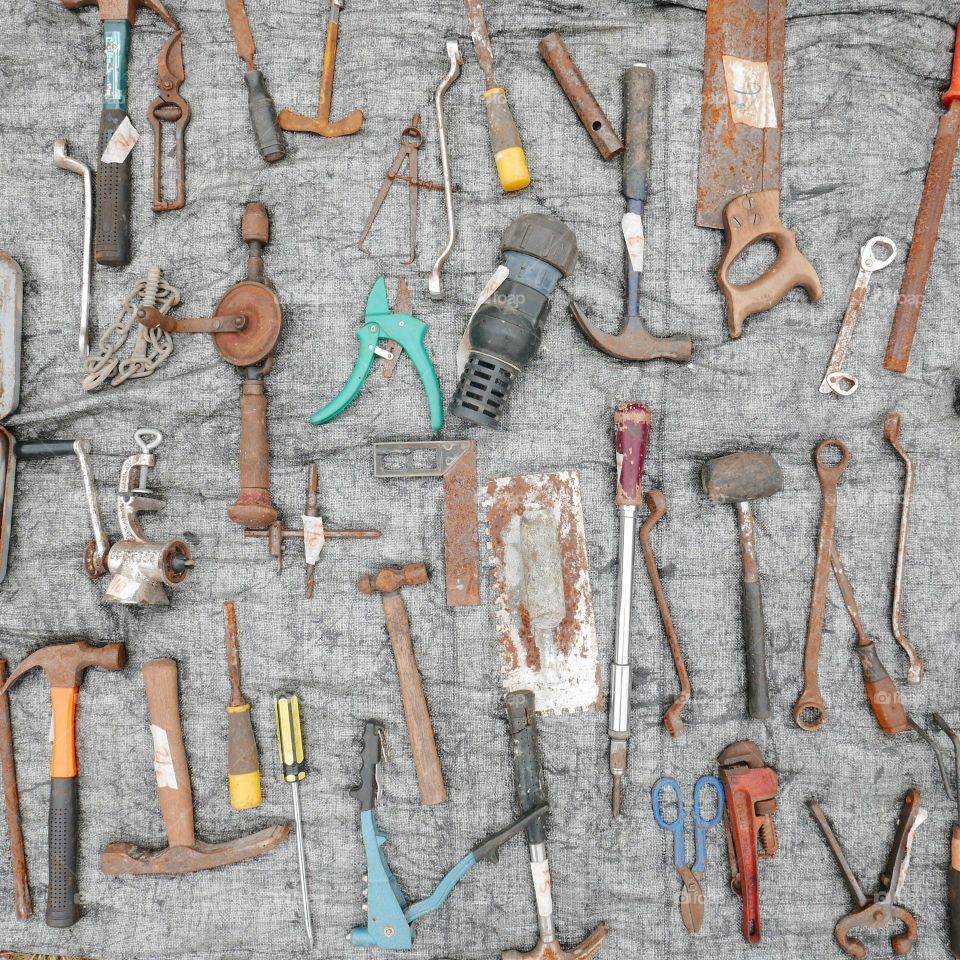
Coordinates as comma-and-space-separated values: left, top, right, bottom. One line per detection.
0, 252, 23, 421
212, 280, 282, 367
696, 0, 786, 229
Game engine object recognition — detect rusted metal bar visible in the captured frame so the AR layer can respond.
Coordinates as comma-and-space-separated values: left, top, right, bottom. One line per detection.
0, 659, 31, 920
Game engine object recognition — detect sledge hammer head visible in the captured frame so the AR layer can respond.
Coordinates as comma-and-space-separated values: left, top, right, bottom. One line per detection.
358, 563, 429, 596
60, 0, 177, 27
701, 452, 783, 506
502, 922, 609, 960
0, 640, 126, 694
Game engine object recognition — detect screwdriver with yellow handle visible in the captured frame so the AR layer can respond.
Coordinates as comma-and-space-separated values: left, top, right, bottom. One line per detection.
223, 601, 262, 810
463, 0, 530, 192
275, 693, 313, 949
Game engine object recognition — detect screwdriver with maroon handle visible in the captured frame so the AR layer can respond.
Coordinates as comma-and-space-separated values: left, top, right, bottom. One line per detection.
608, 402, 651, 817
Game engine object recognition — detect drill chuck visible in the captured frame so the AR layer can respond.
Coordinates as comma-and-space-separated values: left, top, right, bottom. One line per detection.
449, 214, 577, 429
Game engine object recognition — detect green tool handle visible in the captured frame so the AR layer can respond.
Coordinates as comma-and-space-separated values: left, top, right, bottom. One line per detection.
403, 330, 444, 432
309, 328, 377, 426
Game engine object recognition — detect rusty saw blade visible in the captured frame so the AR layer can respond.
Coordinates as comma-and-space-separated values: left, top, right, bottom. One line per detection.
483, 470, 602, 715
696, 0, 786, 229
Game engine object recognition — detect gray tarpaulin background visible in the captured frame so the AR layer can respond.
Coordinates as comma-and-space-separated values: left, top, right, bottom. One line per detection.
1, 0, 959, 956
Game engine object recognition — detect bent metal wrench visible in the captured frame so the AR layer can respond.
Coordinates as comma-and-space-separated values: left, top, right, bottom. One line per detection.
821, 237, 897, 396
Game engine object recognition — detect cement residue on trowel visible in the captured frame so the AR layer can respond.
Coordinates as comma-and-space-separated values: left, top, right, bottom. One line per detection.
483, 470, 602, 714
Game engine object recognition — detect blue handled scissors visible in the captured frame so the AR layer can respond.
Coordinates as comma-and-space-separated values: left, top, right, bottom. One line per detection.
652, 775, 725, 933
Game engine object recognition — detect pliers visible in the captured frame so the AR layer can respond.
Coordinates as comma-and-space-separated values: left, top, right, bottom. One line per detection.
148, 30, 191, 212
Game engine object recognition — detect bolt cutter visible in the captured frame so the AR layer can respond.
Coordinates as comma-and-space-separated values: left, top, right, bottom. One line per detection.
310, 277, 444, 431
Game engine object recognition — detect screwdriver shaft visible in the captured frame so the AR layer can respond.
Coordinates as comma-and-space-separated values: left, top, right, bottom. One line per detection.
291, 781, 313, 948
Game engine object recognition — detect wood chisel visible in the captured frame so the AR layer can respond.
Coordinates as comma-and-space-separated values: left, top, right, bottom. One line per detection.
463, 0, 530, 192
223, 601, 261, 809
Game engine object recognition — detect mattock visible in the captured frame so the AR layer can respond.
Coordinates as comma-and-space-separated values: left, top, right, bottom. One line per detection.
821, 237, 897, 396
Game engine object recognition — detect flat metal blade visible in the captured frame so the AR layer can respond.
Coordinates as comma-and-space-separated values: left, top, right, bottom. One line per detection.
0, 251, 22, 421
696, 0, 786, 229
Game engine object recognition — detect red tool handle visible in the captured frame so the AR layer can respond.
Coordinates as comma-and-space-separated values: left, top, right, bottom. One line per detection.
614, 403, 651, 507
944, 22, 960, 105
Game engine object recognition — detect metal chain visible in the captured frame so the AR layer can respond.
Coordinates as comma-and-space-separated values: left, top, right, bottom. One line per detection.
82, 266, 180, 391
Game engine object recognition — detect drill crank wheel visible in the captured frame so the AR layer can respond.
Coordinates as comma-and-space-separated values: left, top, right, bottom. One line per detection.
212, 281, 282, 368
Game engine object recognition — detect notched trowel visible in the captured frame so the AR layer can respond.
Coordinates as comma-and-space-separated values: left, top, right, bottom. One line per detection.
483, 470, 601, 714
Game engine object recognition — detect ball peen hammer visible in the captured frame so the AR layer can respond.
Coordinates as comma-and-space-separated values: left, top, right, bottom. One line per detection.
60, 0, 179, 267
0, 639, 127, 927
358, 564, 447, 807
702, 453, 783, 720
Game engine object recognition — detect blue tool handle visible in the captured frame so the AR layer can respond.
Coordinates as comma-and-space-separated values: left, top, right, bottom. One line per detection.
405, 853, 477, 925
692, 775, 724, 874
651, 776, 686, 867
309, 326, 378, 425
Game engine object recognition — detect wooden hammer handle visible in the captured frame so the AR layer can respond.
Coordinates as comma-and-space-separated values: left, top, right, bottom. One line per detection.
381, 593, 447, 806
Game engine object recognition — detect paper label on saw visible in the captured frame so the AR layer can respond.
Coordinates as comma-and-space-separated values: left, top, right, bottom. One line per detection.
621, 212, 645, 272
302, 515, 326, 565
458, 265, 510, 377
150, 724, 178, 789
722, 56, 778, 129
101, 116, 139, 163
529, 860, 554, 916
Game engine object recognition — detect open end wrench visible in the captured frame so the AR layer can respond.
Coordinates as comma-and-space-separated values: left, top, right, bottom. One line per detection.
793, 439, 850, 731
820, 237, 897, 396
884, 413, 924, 684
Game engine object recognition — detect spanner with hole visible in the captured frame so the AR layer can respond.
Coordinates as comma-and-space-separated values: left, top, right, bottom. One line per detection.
820, 237, 897, 396
794, 439, 850, 731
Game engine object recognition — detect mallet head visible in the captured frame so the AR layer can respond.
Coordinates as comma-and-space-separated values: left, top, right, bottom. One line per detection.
701, 452, 783, 505
1, 640, 126, 693
358, 563, 429, 595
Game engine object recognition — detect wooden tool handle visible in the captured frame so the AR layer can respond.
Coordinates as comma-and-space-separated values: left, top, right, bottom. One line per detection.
735, 503, 771, 720
949, 823, 960, 958
143, 659, 195, 849
717, 190, 823, 338
623, 64, 655, 201
0, 660, 31, 920
945, 23, 960, 106
856, 641, 909, 735
613, 402, 651, 507
228, 378, 278, 529
95, 109, 132, 266
381, 592, 447, 806
482, 88, 530, 192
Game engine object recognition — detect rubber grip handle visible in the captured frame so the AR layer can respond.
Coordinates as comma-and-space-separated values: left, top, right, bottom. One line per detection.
623, 64, 655, 202
742, 579, 771, 720
857, 643, 909, 735
95, 108, 132, 266
614, 402, 651, 506
244, 69, 286, 163
15, 440, 77, 460
944, 24, 960, 105
505, 690, 547, 845
228, 379, 278, 529
950, 824, 960, 958
482, 87, 531, 192
46, 776, 79, 928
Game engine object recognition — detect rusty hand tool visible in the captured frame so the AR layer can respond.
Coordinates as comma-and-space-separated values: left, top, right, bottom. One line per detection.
101, 658, 290, 876
639, 490, 692, 737
275, 693, 313, 947
652, 775, 724, 934
373, 441, 478, 607
821, 238, 898, 396
809, 791, 924, 959
463, 0, 530, 191
702, 453, 783, 720
223, 601, 261, 810
225, 0, 285, 161
569, 65, 693, 362
884, 414, 923, 683
358, 114, 447, 264
148, 30, 190, 212
538, 33, 623, 161
277, 0, 363, 138
53, 140, 93, 357
0, 640, 126, 927
909, 714, 960, 957
0, 660, 30, 920
697, 0, 822, 337
885, 21, 960, 372
829, 542, 909, 736
244, 463, 380, 597
794, 439, 849, 731
358, 564, 447, 807
608, 403, 651, 815
718, 741, 778, 944
502, 691, 608, 960
428, 41, 464, 300
61, 0, 178, 267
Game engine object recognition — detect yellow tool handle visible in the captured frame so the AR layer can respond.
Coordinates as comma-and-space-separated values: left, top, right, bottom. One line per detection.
482, 86, 530, 192
227, 704, 263, 809
275, 694, 306, 783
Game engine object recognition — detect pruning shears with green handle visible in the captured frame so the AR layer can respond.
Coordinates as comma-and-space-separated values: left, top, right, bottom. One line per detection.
310, 277, 444, 431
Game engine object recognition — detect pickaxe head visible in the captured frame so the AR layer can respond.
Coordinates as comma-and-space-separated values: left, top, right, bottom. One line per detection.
502, 923, 609, 960
358, 563, 429, 595
0, 640, 126, 693
60, 0, 177, 28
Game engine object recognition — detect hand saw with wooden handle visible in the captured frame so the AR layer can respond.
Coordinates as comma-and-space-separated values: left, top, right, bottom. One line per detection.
697, 0, 822, 338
